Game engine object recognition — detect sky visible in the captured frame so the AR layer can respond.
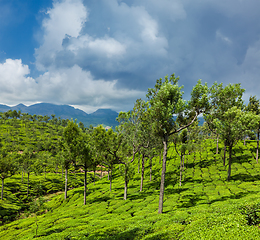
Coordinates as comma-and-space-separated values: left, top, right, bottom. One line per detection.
0, 0, 260, 113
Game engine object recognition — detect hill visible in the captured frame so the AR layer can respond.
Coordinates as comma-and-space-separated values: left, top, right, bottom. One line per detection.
0, 103, 119, 128
1, 139, 260, 239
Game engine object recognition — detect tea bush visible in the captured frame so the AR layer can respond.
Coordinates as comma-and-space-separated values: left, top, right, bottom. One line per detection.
1, 140, 260, 239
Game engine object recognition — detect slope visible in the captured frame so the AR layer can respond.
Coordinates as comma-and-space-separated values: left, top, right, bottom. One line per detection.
0, 103, 119, 128
1, 140, 260, 239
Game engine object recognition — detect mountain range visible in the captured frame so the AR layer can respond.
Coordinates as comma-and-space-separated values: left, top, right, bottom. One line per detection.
0, 103, 205, 128
0, 103, 119, 128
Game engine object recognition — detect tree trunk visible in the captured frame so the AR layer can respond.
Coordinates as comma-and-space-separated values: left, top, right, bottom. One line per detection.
205, 141, 208, 159
84, 168, 87, 205
93, 169, 96, 185
108, 169, 110, 181
158, 136, 168, 214
27, 172, 30, 197
109, 169, 112, 191
1, 178, 4, 200
216, 136, 219, 154
227, 146, 232, 181
223, 144, 226, 166
62, 166, 64, 178
140, 154, 145, 192
150, 160, 152, 181
256, 131, 259, 163
124, 179, 127, 200
64, 168, 68, 199
179, 154, 183, 187
244, 136, 246, 146
35, 215, 38, 237
138, 156, 140, 174
179, 164, 182, 187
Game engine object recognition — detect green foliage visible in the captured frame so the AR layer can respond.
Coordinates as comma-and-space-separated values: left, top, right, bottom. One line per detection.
1, 139, 260, 239
241, 202, 260, 226
147, 74, 185, 137
2, 80, 260, 239
119, 162, 135, 183
63, 119, 83, 164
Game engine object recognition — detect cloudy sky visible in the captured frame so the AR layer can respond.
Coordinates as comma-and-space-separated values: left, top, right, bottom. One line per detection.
0, 0, 260, 113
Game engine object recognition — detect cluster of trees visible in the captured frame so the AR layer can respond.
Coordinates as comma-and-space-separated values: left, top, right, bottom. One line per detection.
1, 74, 260, 215
0, 110, 72, 127
52, 74, 260, 214
0, 114, 65, 200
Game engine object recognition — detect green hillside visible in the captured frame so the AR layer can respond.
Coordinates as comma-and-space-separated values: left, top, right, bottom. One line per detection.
1, 139, 260, 239
0, 103, 119, 128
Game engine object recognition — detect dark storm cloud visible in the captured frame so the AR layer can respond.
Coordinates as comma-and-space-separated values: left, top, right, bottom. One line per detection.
36, 0, 260, 94
2, 0, 260, 112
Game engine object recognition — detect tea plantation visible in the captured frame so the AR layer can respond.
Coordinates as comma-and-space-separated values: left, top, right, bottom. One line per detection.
1, 140, 260, 239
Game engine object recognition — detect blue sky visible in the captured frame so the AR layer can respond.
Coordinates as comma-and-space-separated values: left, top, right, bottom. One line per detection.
0, 0, 260, 113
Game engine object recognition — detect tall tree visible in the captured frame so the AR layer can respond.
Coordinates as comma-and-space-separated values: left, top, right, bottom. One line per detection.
77, 133, 93, 205
21, 147, 37, 197
38, 151, 51, 179
0, 151, 18, 200
147, 74, 208, 213
62, 120, 82, 199
173, 129, 189, 187
246, 96, 260, 163
209, 83, 259, 181
217, 106, 258, 180
117, 99, 159, 194
92, 126, 122, 192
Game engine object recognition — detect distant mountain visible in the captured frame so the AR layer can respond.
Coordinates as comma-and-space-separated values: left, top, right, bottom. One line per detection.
0, 103, 206, 128
0, 103, 119, 128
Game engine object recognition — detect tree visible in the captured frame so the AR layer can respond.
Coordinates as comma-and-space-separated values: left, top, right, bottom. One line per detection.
62, 120, 82, 199
92, 126, 122, 192
43, 115, 50, 124
246, 96, 260, 163
79, 122, 86, 132
209, 83, 259, 181
174, 112, 202, 186
38, 151, 51, 179
29, 196, 46, 238
77, 132, 93, 205
140, 140, 162, 186
147, 74, 208, 213
21, 147, 37, 197
117, 99, 159, 193
218, 106, 258, 180
173, 129, 189, 187
204, 110, 221, 155
0, 150, 17, 200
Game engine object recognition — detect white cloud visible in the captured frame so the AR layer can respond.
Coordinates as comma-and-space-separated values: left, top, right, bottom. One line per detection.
137, 8, 168, 56
0, 59, 144, 112
35, 0, 169, 74
36, 65, 143, 106
0, 59, 37, 102
67, 35, 126, 58
216, 30, 232, 44
35, 0, 88, 70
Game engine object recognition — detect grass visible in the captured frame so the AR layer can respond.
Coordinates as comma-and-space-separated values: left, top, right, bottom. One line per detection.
1, 140, 260, 239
